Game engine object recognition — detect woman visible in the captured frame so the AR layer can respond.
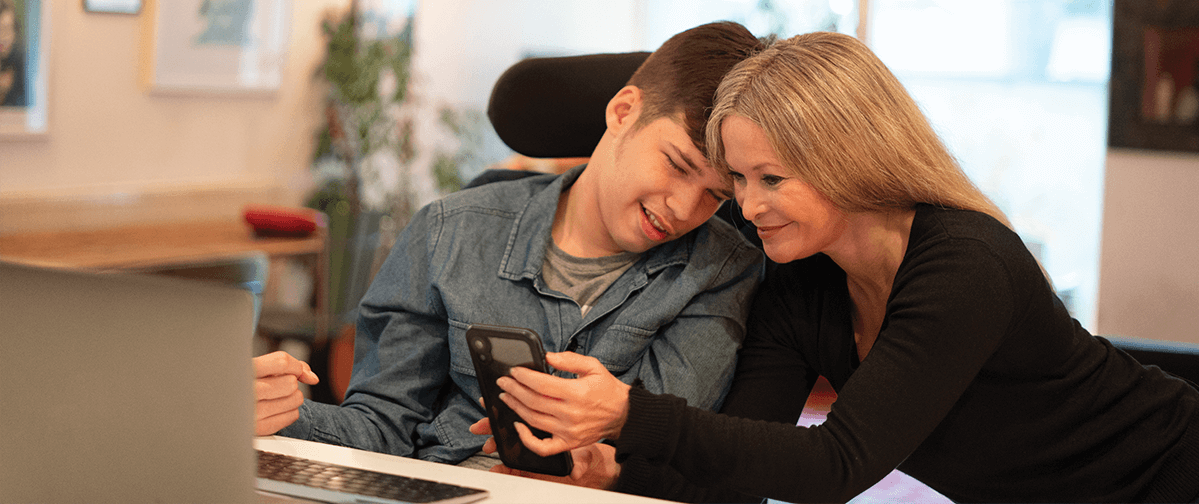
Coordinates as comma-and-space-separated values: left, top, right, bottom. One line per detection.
472, 32, 1199, 502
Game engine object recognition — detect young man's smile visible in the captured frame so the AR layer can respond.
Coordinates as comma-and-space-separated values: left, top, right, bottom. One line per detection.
640, 203, 672, 242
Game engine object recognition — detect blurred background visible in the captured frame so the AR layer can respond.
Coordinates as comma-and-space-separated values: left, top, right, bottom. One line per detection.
2, 1, 1197, 502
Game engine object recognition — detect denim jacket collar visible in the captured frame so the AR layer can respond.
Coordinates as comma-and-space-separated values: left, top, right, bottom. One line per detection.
498, 164, 693, 285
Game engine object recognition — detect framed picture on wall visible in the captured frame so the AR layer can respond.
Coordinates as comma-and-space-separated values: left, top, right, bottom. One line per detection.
83, 0, 141, 14
1, 0, 50, 137
141, 0, 291, 95
1109, 0, 1199, 152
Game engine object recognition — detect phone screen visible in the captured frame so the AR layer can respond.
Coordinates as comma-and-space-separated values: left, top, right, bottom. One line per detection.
465, 324, 573, 477
488, 337, 536, 368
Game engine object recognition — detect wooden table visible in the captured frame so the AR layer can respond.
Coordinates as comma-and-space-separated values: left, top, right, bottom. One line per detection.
0, 219, 329, 341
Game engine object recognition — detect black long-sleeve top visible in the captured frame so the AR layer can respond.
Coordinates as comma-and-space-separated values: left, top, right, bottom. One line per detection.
613, 204, 1199, 503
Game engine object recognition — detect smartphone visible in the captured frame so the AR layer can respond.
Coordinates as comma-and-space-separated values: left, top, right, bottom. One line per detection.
465, 324, 574, 477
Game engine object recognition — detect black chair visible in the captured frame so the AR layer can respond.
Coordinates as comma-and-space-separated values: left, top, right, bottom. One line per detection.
487, 51, 649, 159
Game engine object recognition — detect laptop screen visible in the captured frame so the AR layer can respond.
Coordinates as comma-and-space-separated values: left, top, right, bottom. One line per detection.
0, 261, 257, 503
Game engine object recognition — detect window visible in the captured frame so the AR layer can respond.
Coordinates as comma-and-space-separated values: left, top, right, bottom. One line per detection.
868, 0, 1111, 328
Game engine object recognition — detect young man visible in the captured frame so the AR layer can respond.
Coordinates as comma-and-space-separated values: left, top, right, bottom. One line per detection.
253, 21, 765, 466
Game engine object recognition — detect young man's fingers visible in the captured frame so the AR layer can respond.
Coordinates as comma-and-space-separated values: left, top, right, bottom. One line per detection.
255, 410, 300, 436
297, 361, 319, 385
255, 389, 305, 420
253, 351, 297, 377
254, 351, 319, 385
468, 416, 492, 435
254, 391, 305, 436
255, 374, 301, 401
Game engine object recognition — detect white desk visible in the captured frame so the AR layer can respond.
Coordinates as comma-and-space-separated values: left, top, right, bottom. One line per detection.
254, 437, 676, 504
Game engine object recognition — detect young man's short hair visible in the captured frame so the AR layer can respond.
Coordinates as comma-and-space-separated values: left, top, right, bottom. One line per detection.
627, 21, 764, 152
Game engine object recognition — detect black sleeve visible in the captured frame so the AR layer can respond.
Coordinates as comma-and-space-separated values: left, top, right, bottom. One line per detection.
611, 258, 828, 503
611, 389, 766, 503
612, 236, 1020, 503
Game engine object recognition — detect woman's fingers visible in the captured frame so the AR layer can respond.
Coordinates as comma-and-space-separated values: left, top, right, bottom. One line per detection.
512, 421, 573, 457
568, 443, 620, 488
498, 388, 567, 436
504, 352, 605, 398
500, 390, 610, 451
545, 351, 606, 375
483, 351, 631, 451
504, 366, 571, 400
493, 352, 630, 448
485, 444, 620, 490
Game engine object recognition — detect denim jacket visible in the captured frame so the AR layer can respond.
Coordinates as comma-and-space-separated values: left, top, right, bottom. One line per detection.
280, 165, 764, 463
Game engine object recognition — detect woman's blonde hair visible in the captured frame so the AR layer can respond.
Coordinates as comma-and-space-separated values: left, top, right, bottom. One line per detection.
706, 31, 1009, 227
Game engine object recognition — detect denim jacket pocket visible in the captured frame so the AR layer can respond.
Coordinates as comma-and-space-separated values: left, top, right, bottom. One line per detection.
585, 324, 657, 376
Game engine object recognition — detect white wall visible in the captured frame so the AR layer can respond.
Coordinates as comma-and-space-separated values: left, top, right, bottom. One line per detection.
0, 1, 345, 233
1097, 150, 1199, 345
403, 0, 640, 207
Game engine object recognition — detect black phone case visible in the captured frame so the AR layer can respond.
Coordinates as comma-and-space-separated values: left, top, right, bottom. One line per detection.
465, 324, 574, 477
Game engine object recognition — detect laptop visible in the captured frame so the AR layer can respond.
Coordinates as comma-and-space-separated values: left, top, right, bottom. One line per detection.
0, 260, 259, 503
0, 261, 489, 504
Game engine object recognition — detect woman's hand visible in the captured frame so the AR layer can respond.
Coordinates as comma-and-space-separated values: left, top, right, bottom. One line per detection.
469, 416, 621, 489
497, 351, 631, 456
253, 351, 319, 436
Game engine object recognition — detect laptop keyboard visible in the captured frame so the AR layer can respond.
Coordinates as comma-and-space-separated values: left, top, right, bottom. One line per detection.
256, 450, 488, 504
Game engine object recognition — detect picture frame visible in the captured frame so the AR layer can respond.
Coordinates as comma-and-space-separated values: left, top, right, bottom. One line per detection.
1, 0, 49, 138
83, 0, 141, 15
1108, 0, 1199, 152
141, 0, 291, 96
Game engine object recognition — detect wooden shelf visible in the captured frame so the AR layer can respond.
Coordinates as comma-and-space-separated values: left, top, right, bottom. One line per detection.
0, 218, 329, 341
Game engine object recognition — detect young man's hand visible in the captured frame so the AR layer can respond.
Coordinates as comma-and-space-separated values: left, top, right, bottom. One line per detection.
497, 352, 631, 455
469, 416, 621, 489
253, 351, 319, 436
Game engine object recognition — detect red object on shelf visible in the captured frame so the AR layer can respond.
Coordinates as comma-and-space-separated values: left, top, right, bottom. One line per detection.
243, 205, 323, 237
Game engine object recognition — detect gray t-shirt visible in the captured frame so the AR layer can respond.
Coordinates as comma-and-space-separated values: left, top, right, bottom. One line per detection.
542, 241, 640, 317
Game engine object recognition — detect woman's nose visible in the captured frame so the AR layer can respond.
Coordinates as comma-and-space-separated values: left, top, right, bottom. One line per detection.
736, 184, 763, 222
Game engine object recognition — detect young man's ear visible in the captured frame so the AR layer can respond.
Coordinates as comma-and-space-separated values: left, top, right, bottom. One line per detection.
605, 85, 643, 134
